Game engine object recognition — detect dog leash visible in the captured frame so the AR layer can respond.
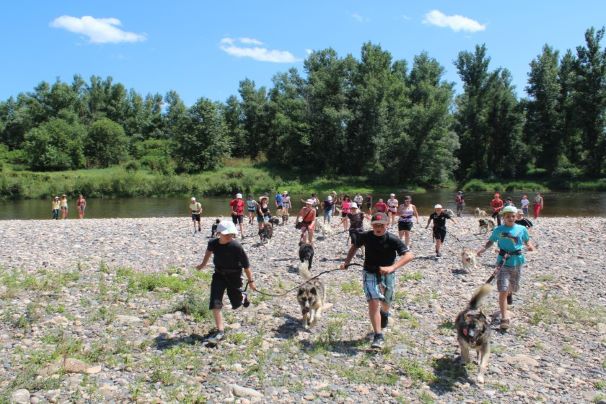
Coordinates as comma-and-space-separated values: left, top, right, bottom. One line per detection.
243, 263, 364, 298
484, 252, 508, 284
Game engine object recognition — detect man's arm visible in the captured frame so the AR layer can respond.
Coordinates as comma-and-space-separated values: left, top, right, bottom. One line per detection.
196, 250, 212, 270
340, 244, 359, 269
243, 267, 257, 291
477, 240, 495, 256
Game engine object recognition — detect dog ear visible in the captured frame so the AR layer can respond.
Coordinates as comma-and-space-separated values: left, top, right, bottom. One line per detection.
310, 287, 317, 295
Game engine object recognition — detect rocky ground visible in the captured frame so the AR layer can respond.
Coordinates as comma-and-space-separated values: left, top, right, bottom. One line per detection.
0, 215, 605, 403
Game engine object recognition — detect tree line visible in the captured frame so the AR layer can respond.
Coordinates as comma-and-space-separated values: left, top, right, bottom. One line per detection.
1, 27, 604, 187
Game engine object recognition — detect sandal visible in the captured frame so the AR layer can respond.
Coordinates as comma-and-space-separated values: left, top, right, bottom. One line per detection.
500, 318, 510, 330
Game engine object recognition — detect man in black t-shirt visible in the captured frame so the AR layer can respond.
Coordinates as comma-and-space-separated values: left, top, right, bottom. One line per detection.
426, 204, 457, 258
196, 221, 257, 343
341, 212, 413, 349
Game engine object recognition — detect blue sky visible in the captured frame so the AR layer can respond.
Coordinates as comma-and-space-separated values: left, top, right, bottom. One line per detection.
2, 1, 605, 106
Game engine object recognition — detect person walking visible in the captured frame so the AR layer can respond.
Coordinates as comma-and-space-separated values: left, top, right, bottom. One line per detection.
364, 194, 373, 215
455, 191, 465, 217
196, 221, 256, 343
490, 193, 504, 226
426, 204, 457, 258
340, 195, 352, 232
60, 194, 69, 219
189, 197, 203, 233
246, 195, 257, 225
229, 193, 245, 238
340, 212, 414, 349
51, 196, 61, 220
520, 194, 530, 216
397, 196, 419, 248
387, 194, 399, 227
256, 196, 271, 239
296, 199, 317, 245
533, 192, 544, 220
476, 206, 535, 331
374, 198, 388, 214
76, 194, 87, 219
281, 191, 291, 223
322, 195, 334, 224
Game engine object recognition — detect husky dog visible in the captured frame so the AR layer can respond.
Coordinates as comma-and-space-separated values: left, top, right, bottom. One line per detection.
474, 207, 488, 218
297, 261, 326, 329
478, 218, 495, 234
455, 284, 492, 384
299, 241, 315, 270
314, 219, 333, 237
258, 223, 273, 243
461, 248, 478, 272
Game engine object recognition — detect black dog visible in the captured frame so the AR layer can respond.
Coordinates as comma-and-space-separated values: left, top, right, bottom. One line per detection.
210, 219, 220, 238
258, 223, 274, 244
298, 242, 314, 270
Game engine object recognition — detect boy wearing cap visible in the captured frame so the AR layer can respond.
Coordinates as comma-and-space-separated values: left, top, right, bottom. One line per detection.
229, 193, 245, 238
341, 212, 413, 349
426, 204, 457, 257
477, 206, 535, 330
196, 221, 256, 343
189, 197, 203, 233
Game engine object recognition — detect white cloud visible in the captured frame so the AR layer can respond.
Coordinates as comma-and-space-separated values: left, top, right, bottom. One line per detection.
50, 15, 146, 44
219, 37, 300, 63
305, 49, 313, 56
423, 10, 486, 33
352, 13, 365, 23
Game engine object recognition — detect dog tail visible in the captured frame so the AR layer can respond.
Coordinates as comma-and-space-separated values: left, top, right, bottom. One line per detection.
468, 284, 492, 310
299, 261, 312, 280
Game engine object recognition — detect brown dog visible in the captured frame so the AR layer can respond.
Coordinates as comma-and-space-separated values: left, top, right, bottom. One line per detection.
461, 248, 478, 272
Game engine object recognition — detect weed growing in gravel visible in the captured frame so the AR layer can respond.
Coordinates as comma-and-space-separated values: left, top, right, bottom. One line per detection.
594, 393, 606, 403
529, 296, 606, 326
535, 274, 555, 282
314, 318, 344, 352
117, 268, 193, 294
399, 358, 436, 384
171, 292, 212, 322
562, 344, 580, 358
418, 391, 435, 404
91, 306, 116, 324
397, 310, 420, 328
150, 356, 176, 385
595, 380, 606, 390
340, 279, 363, 295
400, 271, 423, 282
339, 365, 399, 385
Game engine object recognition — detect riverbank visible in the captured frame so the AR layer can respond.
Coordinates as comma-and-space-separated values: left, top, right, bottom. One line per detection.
1, 216, 605, 402
2, 163, 606, 200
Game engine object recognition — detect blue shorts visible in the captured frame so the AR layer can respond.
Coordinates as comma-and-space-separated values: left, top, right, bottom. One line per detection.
363, 270, 396, 305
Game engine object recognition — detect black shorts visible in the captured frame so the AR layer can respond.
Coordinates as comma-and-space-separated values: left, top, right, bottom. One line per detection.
398, 221, 413, 231
433, 228, 447, 242
191, 213, 201, 222
231, 214, 244, 224
349, 229, 363, 246
209, 271, 243, 310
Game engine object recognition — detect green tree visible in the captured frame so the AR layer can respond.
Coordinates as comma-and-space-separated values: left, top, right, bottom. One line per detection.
222, 95, 247, 157
85, 118, 128, 167
172, 98, 230, 172
23, 118, 85, 170
238, 79, 268, 158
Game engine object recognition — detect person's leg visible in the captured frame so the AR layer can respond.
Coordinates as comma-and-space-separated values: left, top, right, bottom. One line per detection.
435, 239, 442, 255
308, 227, 314, 245
498, 291, 508, 321
197, 217, 201, 232
212, 309, 224, 331
368, 299, 382, 333
404, 230, 411, 248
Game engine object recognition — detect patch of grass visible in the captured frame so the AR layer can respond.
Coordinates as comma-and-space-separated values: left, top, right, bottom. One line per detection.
149, 356, 176, 385
90, 306, 116, 324
562, 345, 580, 358
535, 274, 555, 282
398, 310, 420, 328
171, 292, 212, 322
528, 296, 606, 326
340, 279, 363, 295
400, 359, 436, 384
400, 271, 423, 282
339, 366, 399, 385
492, 383, 509, 393
595, 380, 606, 391
418, 391, 435, 404
117, 268, 197, 294
227, 332, 246, 344
594, 393, 606, 403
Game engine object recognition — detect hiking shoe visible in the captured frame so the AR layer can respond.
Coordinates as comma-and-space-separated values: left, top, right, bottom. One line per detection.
371, 334, 385, 349
206, 330, 225, 344
380, 311, 389, 329
507, 294, 513, 305
436, 252, 442, 258
242, 292, 250, 308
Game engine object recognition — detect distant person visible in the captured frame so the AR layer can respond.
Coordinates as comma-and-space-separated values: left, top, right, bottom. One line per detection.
296, 199, 317, 245
387, 193, 399, 227
346, 203, 369, 248
51, 196, 61, 220
455, 191, 465, 217
256, 196, 271, 236
364, 194, 373, 215
340, 195, 351, 231
374, 198, 388, 214
60, 194, 68, 219
189, 197, 203, 233
533, 192, 544, 220
275, 191, 283, 210
490, 192, 504, 226
353, 193, 364, 208
426, 204, 457, 258
229, 193, 245, 238
76, 194, 87, 219
520, 194, 530, 216
515, 211, 533, 230
505, 197, 514, 207
246, 195, 257, 225
196, 221, 256, 344
397, 196, 419, 248
281, 191, 291, 223
322, 195, 334, 223
211, 218, 220, 238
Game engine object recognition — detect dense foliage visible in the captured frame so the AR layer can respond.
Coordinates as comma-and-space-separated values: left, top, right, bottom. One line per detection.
1, 27, 605, 188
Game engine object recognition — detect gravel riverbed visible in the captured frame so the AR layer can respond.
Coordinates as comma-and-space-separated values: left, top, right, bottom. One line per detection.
1, 216, 605, 403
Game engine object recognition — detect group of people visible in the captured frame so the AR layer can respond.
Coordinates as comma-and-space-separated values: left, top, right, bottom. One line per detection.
489, 191, 544, 225
51, 194, 86, 219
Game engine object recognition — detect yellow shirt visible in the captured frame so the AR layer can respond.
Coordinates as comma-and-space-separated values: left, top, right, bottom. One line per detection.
52, 200, 61, 209
189, 202, 202, 213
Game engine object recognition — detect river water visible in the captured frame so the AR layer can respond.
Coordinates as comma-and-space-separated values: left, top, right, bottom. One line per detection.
0, 191, 604, 220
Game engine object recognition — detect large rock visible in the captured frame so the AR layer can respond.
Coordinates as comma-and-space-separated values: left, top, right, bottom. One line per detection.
11, 389, 30, 404
231, 384, 263, 398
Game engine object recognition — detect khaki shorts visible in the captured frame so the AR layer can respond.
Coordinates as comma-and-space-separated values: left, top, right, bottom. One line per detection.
497, 265, 522, 293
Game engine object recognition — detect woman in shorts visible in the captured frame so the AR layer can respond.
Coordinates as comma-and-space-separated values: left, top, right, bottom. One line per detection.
397, 196, 419, 248
340, 195, 351, 231
296, 199, 317, 245
246, 195, 257, 225
387, 193, 399, 226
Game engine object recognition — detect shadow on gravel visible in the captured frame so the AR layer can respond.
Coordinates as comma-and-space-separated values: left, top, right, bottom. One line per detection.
413, 255, 439, 261
274, 314, 304, 339
153, 333, 208, 350
299, 337, 369, 356
451, 268, 470, 275
429, 356, 469, 394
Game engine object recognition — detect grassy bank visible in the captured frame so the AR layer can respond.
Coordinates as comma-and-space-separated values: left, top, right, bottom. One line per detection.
1, 160, 605, 200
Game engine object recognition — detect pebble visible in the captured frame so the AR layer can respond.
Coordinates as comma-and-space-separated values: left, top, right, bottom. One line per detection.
11, 389, 30, 404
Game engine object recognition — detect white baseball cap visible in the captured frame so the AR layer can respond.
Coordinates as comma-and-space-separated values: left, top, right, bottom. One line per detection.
216, 221, 238, 236
191, 197, 196, 201
327, 195, 333, 201
350, 202, 358, 209
434, 204, 443, 209
390, 193, 395, 197
236, 193, 242, 198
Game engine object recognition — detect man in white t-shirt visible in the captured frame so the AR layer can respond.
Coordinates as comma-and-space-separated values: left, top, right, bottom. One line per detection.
189, 197, 203, 233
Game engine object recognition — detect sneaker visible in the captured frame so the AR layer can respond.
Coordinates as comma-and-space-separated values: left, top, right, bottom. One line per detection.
242, 292, 250, 308
436, 252, 442, 257
507, 294, 513, 305
380, 311, 389, 329
206, 330, 225, 344
371, 334, 385, 349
